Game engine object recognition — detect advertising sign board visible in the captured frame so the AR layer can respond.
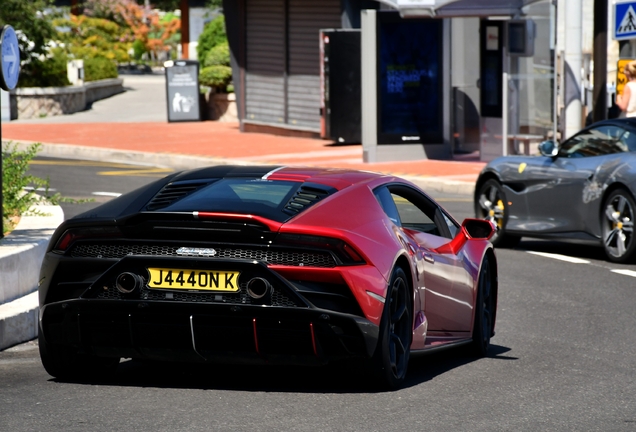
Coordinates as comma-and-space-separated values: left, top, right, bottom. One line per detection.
376, 12, 442, 145
617, 59, 636, 95
165, 60, 201, 122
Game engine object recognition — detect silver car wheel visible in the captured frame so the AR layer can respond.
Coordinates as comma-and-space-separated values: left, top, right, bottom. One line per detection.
475, 179, 520, 248
603, 190, 636, 262
478, 184, 505, 230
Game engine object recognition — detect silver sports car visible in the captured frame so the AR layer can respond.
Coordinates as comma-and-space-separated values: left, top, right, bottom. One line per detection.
474, 118, 636, 263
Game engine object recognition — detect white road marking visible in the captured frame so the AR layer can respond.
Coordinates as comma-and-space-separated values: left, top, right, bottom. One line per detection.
611, 269, 636, 278
526, 251, 591, 264
524, 250, 636, 278
23, 187, 56, 192
92, 192, 122, 197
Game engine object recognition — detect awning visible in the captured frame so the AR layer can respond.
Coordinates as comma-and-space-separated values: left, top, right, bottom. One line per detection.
374, 0, 543, 18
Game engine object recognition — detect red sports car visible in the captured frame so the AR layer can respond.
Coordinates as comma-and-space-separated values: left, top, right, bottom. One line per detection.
38, 165, 497, 388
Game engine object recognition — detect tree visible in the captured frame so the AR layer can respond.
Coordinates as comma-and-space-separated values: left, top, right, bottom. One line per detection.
81, 0, 181, 17
82, 0, 180, 60
196, 14, 226, 61
0, 1, 71, 87
146, 0, 180, 11
0, 0, 56, 62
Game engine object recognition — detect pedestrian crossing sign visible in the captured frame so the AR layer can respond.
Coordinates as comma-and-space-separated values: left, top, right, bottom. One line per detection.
615, 1, 636, 40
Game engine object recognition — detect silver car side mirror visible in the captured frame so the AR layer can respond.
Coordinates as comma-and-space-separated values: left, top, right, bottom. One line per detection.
538, 140, 558, 157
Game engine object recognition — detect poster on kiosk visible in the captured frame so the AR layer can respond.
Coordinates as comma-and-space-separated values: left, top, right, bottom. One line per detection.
376, 12, 443, 146
361, 10, 445, 163
165, 60, 201, 122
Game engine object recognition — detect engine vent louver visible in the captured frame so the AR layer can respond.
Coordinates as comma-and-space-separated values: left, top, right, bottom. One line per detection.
283, 185, 331, 215
146, 181, 210, 211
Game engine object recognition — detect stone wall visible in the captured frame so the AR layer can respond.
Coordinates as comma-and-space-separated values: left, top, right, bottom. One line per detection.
85, 78, 125, 105
11, 78, 124, 119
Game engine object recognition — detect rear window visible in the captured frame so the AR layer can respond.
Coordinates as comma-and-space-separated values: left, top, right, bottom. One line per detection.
159, 179, 301, 222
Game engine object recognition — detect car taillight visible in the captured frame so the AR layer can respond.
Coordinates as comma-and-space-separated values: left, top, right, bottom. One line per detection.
53, 226, 123, 253
275, 233, 365, 265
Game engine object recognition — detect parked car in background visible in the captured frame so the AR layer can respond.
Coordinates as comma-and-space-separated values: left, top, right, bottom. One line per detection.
475, 118, 636, 263
39, 165, 497, 389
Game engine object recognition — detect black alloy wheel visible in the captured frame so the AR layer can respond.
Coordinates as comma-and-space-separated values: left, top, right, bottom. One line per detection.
38, 331, 119, 381
471, 255, 496, 357
372, 267, 412, 390
602, 189, 636, 263
475, 179, 520, 248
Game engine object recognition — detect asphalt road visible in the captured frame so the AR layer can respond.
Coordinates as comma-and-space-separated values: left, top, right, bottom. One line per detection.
27, 157, 175, 219
2, 158, 636, 431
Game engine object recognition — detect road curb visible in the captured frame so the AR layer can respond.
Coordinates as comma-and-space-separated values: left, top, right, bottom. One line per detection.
0, 203, 64, 350
3, 139, 254, 170
3, 139, 476, 196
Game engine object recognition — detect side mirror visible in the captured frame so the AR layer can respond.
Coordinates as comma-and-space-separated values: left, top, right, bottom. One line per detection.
462, 218, 495, 240
434, 219, 495, 255
538, 140, 558, 157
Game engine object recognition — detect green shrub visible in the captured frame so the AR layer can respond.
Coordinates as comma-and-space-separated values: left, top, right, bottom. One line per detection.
196, 15, 227, 61
84, 57, 118, 81
2, 143, 88, 235
203, 42, 230, 67
2, 143, 58, 234
18, 49, 70, 88
199, 65, 232, 92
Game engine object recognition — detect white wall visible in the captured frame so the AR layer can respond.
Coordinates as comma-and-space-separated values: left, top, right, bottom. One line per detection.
1, 89, 9, 121
188, 7, 221, 60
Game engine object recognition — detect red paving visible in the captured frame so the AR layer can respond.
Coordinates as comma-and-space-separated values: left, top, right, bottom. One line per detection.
2, 121, 485, 182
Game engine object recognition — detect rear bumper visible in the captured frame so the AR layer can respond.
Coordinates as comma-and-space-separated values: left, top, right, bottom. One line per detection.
40, 299, 379, 366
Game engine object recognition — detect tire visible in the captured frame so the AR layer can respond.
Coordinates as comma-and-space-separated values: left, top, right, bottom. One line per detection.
371, 267, 412, 390
601, 188, 636, 263
475, 179, 520, 248
38, 331, 119, 381
471, 255, 496, 357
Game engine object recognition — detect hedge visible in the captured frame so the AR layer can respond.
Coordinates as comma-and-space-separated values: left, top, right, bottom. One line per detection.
84, 57, 118, 81
199, 65, 232, 92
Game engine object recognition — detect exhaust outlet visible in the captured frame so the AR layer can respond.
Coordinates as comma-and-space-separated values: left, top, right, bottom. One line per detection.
246, 277, 271, 299
115, 272, 144, 294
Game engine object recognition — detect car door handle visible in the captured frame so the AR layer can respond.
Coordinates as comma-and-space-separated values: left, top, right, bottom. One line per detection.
423, 253, 435, 264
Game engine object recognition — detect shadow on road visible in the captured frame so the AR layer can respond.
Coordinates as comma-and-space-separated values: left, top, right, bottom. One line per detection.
49, 344, 514, 394
405, 344, 515, 387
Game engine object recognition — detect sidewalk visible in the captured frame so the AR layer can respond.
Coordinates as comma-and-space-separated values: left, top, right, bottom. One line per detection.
0, 203, 64, 350
2, 120, 485, 195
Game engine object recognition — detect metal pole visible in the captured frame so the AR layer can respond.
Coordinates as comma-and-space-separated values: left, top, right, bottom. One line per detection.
564, 0, 583, 139
551, 1, 558, 143
502, 72, 508, 156
1, 113, 3, 239
180, 0, 190, 59
593, 0, 608, 122
0, 25, 21, 239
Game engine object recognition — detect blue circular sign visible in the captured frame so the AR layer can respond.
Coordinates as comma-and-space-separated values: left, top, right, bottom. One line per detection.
0, 25, 20, 91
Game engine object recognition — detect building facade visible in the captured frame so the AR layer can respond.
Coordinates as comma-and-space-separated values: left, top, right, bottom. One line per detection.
223, 0, 379, 137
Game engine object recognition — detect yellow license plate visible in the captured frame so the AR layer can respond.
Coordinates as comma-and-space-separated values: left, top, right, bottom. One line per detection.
147, 268, 240, 292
